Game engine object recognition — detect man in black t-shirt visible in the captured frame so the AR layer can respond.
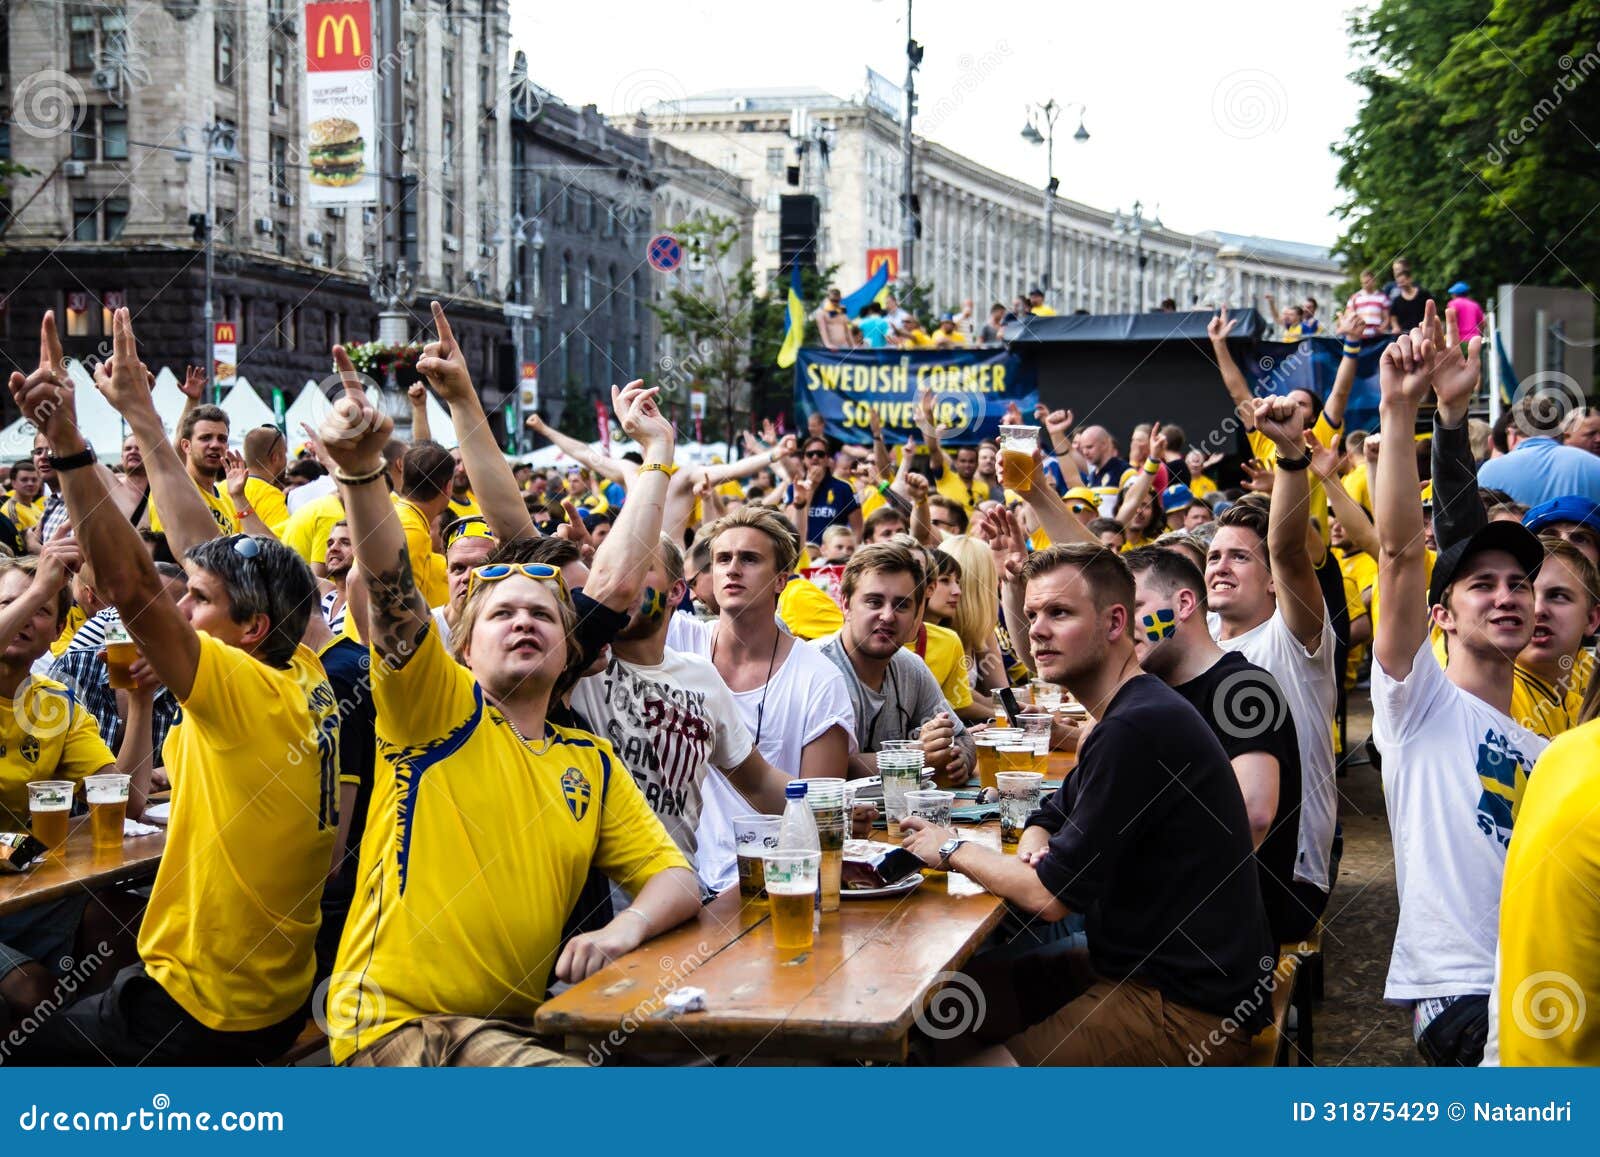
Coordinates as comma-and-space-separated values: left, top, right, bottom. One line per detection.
900, 543, 1274, 1065
1126, 546, 1310, 942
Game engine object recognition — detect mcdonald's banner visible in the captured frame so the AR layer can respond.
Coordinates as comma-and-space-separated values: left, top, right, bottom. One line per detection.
304, 2, 377, 206
212, 322, 238, 386
795, 347, 1038, 446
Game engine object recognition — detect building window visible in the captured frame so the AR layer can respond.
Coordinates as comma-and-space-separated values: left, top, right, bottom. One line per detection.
403, 102, 417, 152
71, 107, 96, 160
560, 254, 571, 305
531, 248, 543, 299
215, 22, 236, 86
72, 198, 97, 241
403, 32, 417, 82
69, 8, 124, 73
478, 64, 491, 109
608, 264, 618, 314
270, 49, 287, 106
441, 48, 455, 99
104, 196, 127, 240
558, 332, 570, 384
556, 189, 569, 226
586, 196, 598, 233
441, 118, 455, 176
276, 303, 295, 349
766, 147, 784, 174
478, 130, 490, 172
270, 135, 289, 191
583, 260, 593, 309
632, 272, 643, 323
572, 191, 587, 233
64, 292, 92, 336
101, 105, 127, 159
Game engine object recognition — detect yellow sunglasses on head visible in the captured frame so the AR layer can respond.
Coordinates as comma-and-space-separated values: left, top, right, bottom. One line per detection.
467, 562, 570, 601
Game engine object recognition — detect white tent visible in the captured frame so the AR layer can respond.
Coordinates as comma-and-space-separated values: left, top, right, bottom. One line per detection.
218, 379, 278, 435
149, 368, 188, 436
0, 360, 130, 460
422, 390, 457, 448
281, 380, 334, 452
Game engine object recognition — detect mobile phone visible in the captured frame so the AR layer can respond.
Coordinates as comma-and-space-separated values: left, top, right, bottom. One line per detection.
998, 687, 1024, 727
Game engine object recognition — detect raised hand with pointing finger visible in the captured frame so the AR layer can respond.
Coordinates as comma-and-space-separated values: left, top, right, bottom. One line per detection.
319, 345, 394, 476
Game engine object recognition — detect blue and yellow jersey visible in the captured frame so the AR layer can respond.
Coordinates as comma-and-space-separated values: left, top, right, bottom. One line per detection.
327, 626, 689, 1064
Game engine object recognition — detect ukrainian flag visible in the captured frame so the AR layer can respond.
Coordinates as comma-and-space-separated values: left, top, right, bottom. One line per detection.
841, 260, 891, 318
776, 265, 805, 369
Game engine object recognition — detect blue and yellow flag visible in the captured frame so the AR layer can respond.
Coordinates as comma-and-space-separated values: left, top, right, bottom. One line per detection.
840, 261, 891, 318
776, 265, 805, 369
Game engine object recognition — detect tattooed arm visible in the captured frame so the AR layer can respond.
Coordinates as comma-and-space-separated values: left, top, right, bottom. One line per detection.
320, 346, 430, 668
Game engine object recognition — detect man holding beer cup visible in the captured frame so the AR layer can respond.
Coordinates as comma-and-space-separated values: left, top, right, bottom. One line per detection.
0, 541, 155, 1037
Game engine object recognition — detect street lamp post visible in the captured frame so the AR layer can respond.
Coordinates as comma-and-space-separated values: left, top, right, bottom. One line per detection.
1113, 199, 1161, 313
1021, 102, 1087, 308
177, 122, 240, 402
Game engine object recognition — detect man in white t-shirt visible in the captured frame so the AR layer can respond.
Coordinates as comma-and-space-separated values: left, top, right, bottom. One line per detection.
1206, 397, 1338, 941
670, 507, 856, 889
571, 534, 792, 894
1371, 310, 1547, 1067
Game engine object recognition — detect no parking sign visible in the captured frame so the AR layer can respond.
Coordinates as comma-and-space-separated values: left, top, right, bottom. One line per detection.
647, 234, 682, 272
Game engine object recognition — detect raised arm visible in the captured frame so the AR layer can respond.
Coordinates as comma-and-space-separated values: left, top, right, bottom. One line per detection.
525, 413, 632, 486
407, 381, 433, 444
1018, 448, 1097, 547
99, 359, 221, 560
1115, 421, 1164, 526
1208, 306, 1257, 431
321, 346, 430, 669
1321, 309, 1367, 432
1309, 436, 1379, 558
914, 388, 948, 477
1425, 300, 1487, 553
977, 505, 1036, 675
12, 311, 201, 699
173, 364, 205, 453
1252, 396, 1326, 651
1373, 328, 1437, 680
577, 382, 676, 614
416, 301, 537, 541
222, 450, 277, 539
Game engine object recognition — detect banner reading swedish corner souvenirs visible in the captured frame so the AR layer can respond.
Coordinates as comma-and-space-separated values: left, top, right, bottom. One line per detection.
795, 347, 1038, 446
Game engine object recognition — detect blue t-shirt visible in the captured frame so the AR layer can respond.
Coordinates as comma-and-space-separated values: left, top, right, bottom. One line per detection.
788, 475, 859, 544
858, 316, 892, 348
1477, 437, 1600, 507
602, 480, 626, 509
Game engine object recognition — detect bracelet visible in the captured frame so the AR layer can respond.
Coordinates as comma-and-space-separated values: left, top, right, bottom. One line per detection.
637, 462, 675, 476
234, 509, 251, 521
333, 463, 388, 486
616, 906, 651, 937
1142, 459, 1160, 475
877, 480, 890, 494
1342, 342, 1361, 359
1276, 451, 1312, 472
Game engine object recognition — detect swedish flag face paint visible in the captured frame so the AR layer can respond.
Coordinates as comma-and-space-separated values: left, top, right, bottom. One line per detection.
1139, 608, 1177, 643
639, 586, 667, 625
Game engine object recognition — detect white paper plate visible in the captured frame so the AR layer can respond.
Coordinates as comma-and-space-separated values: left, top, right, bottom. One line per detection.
841, 872, 925, 900
143, 802, 171, 826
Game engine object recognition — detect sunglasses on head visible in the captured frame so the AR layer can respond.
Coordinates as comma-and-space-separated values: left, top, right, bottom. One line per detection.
1069, 503, 1091, 516
467, 561, 570, 600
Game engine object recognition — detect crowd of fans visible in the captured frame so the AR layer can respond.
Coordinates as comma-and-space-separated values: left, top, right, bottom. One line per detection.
0, 288, 1594, 1068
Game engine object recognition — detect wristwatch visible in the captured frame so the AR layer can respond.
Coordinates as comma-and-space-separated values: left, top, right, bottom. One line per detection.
937, 836, 967, 871
47, 446, 97, 472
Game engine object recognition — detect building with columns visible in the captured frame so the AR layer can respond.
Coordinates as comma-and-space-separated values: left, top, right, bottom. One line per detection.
644, 85, 1342, 318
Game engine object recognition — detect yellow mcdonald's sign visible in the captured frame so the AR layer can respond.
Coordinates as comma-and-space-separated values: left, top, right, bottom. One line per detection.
316, 12, 361, 58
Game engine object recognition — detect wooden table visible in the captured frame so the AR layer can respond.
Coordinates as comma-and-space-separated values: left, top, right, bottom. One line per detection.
537, 825, 1013, 1064
0, 820, 165, 917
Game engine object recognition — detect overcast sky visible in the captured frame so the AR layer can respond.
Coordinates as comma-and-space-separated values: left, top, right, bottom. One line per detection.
510, 1, 1368, 251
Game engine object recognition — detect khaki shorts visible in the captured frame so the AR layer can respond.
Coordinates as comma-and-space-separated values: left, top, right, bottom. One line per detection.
342, 1015, 586, 1068
1008, 972, 1252, 1067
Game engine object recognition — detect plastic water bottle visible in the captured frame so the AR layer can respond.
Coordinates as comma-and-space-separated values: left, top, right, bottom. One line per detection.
777, 781, 820, 854
777, 781, 821, 924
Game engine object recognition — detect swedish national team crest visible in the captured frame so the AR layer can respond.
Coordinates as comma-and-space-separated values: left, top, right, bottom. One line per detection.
20, 737, 39, 764
561, 767, 591, 822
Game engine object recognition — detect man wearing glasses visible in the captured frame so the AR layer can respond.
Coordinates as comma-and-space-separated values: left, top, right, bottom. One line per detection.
786, 436, 861, 547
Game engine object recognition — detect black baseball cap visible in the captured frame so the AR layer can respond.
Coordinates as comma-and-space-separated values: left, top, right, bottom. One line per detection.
1427, 520, 1545, 608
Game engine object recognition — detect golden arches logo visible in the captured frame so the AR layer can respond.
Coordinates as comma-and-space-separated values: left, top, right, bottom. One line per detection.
316, 14, 361, 59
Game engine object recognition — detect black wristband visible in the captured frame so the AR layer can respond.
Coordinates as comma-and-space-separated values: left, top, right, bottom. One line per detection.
1276, 451, 1312, 472
48, 447, 96, 472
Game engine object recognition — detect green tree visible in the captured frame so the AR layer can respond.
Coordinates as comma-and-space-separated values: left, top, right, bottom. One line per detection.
1335, 0, 1600, 299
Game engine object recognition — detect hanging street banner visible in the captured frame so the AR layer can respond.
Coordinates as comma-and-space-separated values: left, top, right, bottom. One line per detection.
304, 1, 377, 206
795, 347, 1038, 446
212, 322, 238, 386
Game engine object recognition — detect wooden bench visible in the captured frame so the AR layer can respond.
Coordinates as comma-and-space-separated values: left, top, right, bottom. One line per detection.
1248, 953, 1300, 1066
273, 1021, 330, 1067
1279, 923, 1324, 1065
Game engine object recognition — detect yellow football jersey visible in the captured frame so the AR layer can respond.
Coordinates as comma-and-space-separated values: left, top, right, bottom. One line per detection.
0, 675, 115, 829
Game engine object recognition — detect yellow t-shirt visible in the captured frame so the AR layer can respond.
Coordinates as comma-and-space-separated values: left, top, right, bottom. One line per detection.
933, 329, 968, 344
1509, 651, 1594, 747
447, 492, 482, 522
141, 634, 338, 1031
1342, 461, 1371, 513
49, 604, 87, 658
394, 496, 449, 608
3, 495, 40, 530
280, 492, 346, 566
915, 622, 974, 712
1030, 305, 1058, 317
933, 468, 990, 512
327, 626, 689, 1063
243, 476, 291, 536
778, 576, 844, 640
1336, 548, 1378, 687
1188, 474, 1218, 500
0, 675, 116, 829
148, 481, 239, 538
1496, 719, 1600, 1065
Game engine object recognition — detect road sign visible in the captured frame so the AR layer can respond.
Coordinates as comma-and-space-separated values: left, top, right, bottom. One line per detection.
647, 234, 683, 272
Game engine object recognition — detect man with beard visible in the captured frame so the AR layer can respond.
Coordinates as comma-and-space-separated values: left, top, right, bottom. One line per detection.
1125, 546, 1304, 940
898, 544, 1273, 1065
1371, 313, 1547, 1066
148, 405, 239, 538
570, 534, 791, 895
319, 521, 354, 635
446, 447, 481, 521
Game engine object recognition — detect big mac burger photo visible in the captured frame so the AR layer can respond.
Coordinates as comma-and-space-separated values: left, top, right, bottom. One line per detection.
309, 117, 364, 187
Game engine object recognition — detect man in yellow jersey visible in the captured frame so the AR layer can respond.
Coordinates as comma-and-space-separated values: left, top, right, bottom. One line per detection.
1492, 718, 1600, 1064
148, 404, 240, 538
3, 459, 42, 530
393, 441, 455, 607
11, 308, 334, 1064
319, 338, 699, 1067
446, 447, 481, 521
280, 487, 346, 575
914, 388, 990, 512
241, 425, 291, 535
